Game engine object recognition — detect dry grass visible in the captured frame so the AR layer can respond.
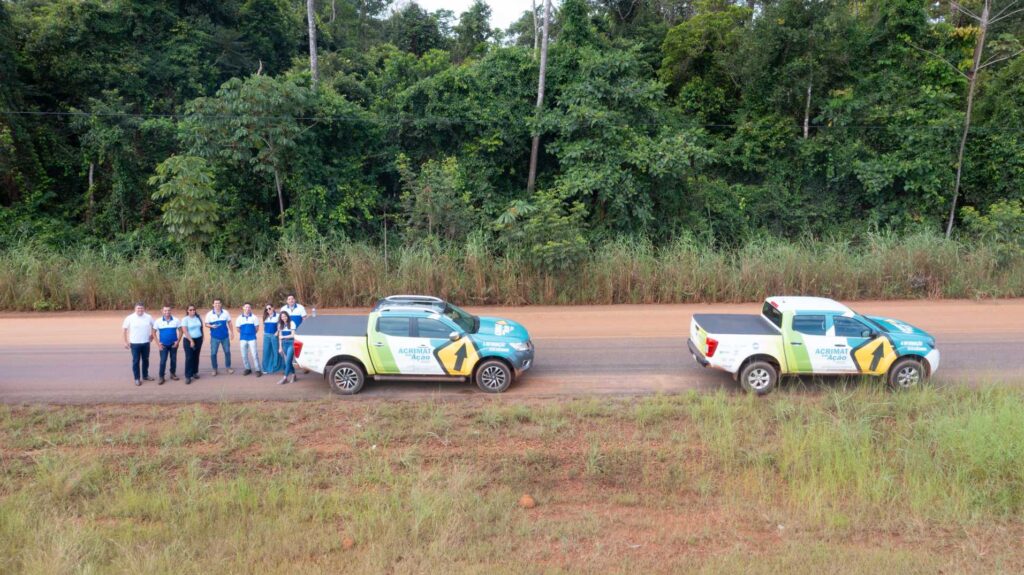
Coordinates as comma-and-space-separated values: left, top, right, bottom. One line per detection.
0, 232, 1021, 310
3, 387, 1024, 573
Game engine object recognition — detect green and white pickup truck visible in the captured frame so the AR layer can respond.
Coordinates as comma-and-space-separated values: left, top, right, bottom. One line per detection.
294, 295, 534, 395
687, 296, 941, 394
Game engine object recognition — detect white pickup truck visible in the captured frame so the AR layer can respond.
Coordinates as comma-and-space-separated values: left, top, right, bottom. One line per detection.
687, 296, 940, 394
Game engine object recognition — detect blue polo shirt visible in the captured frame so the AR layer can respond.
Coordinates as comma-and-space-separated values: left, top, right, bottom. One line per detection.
205, 309, 231, 339
154, 316, 181, 347
264, 313, 279, 335
236, 313, 259, 341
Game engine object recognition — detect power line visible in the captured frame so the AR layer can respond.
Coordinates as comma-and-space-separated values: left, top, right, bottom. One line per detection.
2, 109, 1024, 132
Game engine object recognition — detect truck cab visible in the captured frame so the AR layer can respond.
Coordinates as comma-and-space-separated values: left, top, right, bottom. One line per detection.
688, 296, 940, 394
295, 296, 534, 394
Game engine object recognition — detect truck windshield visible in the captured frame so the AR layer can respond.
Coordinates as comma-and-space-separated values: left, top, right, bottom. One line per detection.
762, 301, 783, 329
444, 303, 479, 333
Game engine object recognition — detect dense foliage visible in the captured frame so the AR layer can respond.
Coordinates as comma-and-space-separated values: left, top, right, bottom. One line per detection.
1, 0, 1023, 267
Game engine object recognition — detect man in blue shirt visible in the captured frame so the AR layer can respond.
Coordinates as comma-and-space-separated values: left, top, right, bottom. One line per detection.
235, 303, 263, 377
153, 305, 182, 385
204, 299, 234, 376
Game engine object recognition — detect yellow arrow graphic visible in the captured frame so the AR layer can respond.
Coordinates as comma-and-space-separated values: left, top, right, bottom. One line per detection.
434, 338, 480, 376
852, 337, 897, 375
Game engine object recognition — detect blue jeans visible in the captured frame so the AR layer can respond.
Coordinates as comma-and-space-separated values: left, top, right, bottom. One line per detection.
281, 339, 295, 376
130, 342, 150, 381
159, 344, 178, 378
210, 337, 231, 370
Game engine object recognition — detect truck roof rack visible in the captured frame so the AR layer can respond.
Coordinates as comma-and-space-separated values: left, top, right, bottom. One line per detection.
377, 305, 441, 314
383, 295, 445, 304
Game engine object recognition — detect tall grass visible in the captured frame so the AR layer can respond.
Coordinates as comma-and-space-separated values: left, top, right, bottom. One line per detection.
0, 231, 1020, 310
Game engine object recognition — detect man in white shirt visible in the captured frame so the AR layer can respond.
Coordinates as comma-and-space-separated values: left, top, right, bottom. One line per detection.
281, 295, 308, 374
205, 298, 235, 376
122, 302, 155, 386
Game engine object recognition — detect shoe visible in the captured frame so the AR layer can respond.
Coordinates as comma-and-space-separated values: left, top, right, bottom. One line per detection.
277, 377, 287, 385
227, 368, 235, 375
243, 369, 252, 376
170, 374, 179, 381
256, 371, 263, 378
193, 374, 201, 380
158, 378, 165, 385
186, 378, 192, 385
143, 376, 154, 381
288, 374, 297, 384
134, 379, 142, 386
303, 368, 310, 374
212, 370, 218, 376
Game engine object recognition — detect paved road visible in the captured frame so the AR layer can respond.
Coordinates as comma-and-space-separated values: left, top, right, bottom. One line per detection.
2, 300, 1023, 403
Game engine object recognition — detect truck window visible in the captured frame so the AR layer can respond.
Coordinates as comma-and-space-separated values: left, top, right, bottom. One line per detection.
834, 316, 872, 338
377, 317, 411, 337
792, 315, 826, 336
415, 318, 452, 339
762, 302, 783, 329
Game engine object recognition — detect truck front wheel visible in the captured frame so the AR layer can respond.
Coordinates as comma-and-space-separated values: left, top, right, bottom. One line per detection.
739, 361, 778, 395
887, 357, 924, 390
475, 359, 512, 393
328, 361, 365, 395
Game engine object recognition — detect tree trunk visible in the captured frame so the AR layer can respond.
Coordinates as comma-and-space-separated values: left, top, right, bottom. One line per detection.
330, 0, 336, 23
532, 0, 539, 57
307, 0, 319, 89
274, 167, 285, 227
946, 0, 989, 238
526, 0, 552, 195
87, 162, 95, 223
803, 76, 812, 139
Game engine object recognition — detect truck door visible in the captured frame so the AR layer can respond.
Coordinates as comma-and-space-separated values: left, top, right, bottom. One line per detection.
830, 315, 875, 374
783, 313, 834, 373
415, 317, 479, 376
368, 316, 412, 374
375, 315, 448, 375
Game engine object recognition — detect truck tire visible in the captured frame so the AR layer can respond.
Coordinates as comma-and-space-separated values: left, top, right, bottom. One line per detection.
328, 361, 365, 395
475, 359, 512, 393
887, 357, 924, 390
739, 361, 778, 395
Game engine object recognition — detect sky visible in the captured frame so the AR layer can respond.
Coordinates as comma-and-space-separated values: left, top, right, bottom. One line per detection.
408, 0, 538, 30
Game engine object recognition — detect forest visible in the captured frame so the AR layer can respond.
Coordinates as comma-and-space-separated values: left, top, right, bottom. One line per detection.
1, 0, 1023, 308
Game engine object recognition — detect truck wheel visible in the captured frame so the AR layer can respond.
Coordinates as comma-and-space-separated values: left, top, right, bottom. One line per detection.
887, 358, 924, 390
475, 359, 512, 393
328, 361, 365, 395
739, 361, 778, 395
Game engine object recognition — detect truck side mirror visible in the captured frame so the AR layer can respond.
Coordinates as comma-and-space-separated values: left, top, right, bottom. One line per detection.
449, 331, 462, 342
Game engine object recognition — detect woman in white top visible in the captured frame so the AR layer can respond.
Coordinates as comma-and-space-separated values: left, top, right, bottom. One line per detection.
277, 311, 297, 385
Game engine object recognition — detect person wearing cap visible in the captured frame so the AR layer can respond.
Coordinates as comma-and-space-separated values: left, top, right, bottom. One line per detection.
235, 303, 263, 377
154, 305, 182, 385
204, 298, 234, 376
122, 302, 155, 386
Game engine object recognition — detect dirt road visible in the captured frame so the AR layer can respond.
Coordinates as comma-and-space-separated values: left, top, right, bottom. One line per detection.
2, 299, 1023, 404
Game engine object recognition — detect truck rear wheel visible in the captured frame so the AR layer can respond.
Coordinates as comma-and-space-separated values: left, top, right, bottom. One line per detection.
739, 361, 778, 395
475, 359, 512, 393
887, 357, 924, 390
328, 361, 365, 395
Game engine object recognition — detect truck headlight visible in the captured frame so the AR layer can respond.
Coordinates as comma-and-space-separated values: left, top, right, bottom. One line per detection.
510, 341, 531, 352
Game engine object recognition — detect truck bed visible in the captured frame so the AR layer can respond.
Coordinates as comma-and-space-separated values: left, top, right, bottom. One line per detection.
296, 315, 368, 337
692, 314, 779, 335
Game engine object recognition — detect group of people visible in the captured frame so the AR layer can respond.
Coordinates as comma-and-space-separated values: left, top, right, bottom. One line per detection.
121, 295, 310, 387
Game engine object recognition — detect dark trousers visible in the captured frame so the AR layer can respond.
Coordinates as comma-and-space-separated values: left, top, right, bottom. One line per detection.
183, 336, 203, 378
159, 344, 178, 378
130, 342, 150, 381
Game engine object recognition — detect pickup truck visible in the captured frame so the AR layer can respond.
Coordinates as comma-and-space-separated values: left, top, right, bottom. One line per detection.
294, 295, 534, 394
687, 296, 940, 394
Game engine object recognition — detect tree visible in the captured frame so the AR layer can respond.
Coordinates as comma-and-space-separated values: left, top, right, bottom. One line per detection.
454, 0, 493, 62
526, 0, 552, 194
387, 2, 448, 56
307, 0, 319, 88
149, 155, 221, 246
181, 74, 315, 227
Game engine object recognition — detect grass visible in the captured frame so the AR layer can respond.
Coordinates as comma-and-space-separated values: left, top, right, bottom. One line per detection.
3, 387, 1024, 573
0, 231, 1022, 310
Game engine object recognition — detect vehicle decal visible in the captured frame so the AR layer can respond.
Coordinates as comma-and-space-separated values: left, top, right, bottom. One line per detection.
851, 336, 898, 375
493, 320, 514, 337
369, 336, 399, 373
433, 337, 480, 376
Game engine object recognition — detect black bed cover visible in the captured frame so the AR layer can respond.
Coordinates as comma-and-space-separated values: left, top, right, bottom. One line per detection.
692, 314, 779, 336
296, 315, 368, 337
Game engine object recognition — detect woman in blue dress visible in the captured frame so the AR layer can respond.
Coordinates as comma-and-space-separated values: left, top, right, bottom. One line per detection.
261, 304, 284, 374
277, 311, 297, 385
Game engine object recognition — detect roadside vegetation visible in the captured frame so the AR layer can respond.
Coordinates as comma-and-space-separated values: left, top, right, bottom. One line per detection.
1, 232, 1022, 311
3, 385, 1024, 573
